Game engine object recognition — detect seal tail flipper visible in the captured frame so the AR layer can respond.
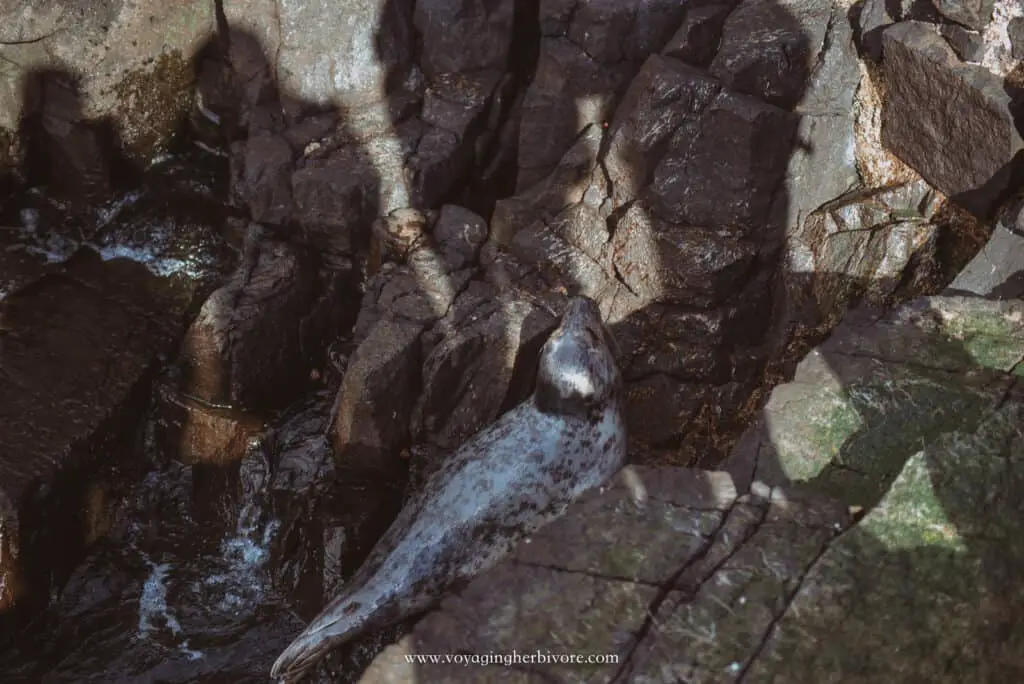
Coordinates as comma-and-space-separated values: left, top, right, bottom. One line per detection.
270, 594, 383, 682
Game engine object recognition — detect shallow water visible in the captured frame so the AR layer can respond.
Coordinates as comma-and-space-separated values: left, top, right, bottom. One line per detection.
1, 153, 406, 683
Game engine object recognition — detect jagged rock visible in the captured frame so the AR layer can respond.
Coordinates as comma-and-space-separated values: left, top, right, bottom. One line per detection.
411, 294, 555, 450
517, 0, 690, 190
329, 317, 423, 476
230, 132, 295, 225
723, 295, 1024, 502
709, 0, 834, 110
178, 231, 345, 411
880, 21, 1024, 218
947, 201, 1024, 298
662, 2, 740, 67
431, 204, 489, 272
490, 124, 604, 247
221, 0, 416, 116
602, 55, 722, 210
359, 468, 851, 683
649, 89, 798, 232
611, 202, 757, 308
941, 24, 986, 62
413, 0, 515, 78
783, 180, 943, 332
154, 387, 266, 466
931, 0, 995, 31
0, 1, 214, 161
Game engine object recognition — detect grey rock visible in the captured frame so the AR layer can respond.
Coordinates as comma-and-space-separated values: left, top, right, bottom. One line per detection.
709, 0, 834, 110
1011, 16, 1024, 60
649, 89, 798, 233
611, 202, 757, 309
662, 2, 740, 67
413, 0, 515, 78
947, 203, 1024, 299
0, 0, 214, 160
880, 21, 1024, 218
941, 23, 986, 62
930, 0, 996, 31
431, 204, 489, 272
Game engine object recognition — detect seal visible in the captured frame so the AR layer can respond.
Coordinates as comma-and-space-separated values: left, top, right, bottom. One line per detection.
270, 295, 627, 682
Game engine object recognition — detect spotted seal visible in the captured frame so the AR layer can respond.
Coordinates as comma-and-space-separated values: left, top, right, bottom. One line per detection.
270, 295, 627, 681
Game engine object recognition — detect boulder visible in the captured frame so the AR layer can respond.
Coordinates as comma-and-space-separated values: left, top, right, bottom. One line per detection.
880, 21, 1024, 218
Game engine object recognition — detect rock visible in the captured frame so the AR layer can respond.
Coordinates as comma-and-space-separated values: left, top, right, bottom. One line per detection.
178, 232, 338, 411
411, 295, 555, 450
1012, 16, 1024, 59
329, 317, 424, 476
360, 468, 851, 683
230, 133, 295, 225
662, 2, 740, 67
648, 89, 798, 233
0, 0, 214, 161
723, 294, 1024, 501
947, 202, 1024, 299
880, 21, 1024, 218
413, 0, 515, 78
490, 124, 604, 247
611, 203, 757, 309
930, 0, 996, 31
516, 0, 690, 189
221, 0, 416, 117
431, 204, 489, 272
0, 249, 189, 631
709, 0, 834, 110
744, 403, 1024, 681
941, 24, 986, 62
154, 386, 266, 466
783, 180, 943, 332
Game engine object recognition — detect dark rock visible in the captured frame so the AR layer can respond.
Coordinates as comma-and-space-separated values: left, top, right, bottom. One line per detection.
178, 233, 324, 411
0, 248, 188, 631
330, 317, 424, 477
709, 0, 834, 110
649, 89, 798, 233
930, 0, 995, 31
0, 1, 212, 162
517, 0, 690, 190
413, 0, 515, 78
431, 204, 489, 272
412, 295, 555, 450
490, 124, 604, 247
941, 23, 985, 62
154, 386, 266, 466
230, 133, 295, 225
603, 55, 722, 210
947, 201, 1024, 299
610, 203, 757, 308
783, 180, 943, 331
662, 2, 739, 67
881, 21, 1024, 219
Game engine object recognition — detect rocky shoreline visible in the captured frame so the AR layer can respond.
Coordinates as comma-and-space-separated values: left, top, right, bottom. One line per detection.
1, 0, 1023, 681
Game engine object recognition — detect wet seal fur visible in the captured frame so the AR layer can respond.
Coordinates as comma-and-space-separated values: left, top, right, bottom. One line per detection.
270, 295, 627, 682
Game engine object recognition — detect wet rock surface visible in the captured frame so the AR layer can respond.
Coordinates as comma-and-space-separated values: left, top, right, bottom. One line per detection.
3, 0, 1024, 681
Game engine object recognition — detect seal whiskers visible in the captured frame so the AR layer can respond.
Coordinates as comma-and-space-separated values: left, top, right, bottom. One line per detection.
271, 295, 627, 682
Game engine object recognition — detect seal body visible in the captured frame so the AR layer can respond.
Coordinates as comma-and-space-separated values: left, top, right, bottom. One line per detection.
270, 295, 626, 682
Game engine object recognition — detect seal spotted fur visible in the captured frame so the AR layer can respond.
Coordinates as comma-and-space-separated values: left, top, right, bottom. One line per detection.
270, 295, 626, 681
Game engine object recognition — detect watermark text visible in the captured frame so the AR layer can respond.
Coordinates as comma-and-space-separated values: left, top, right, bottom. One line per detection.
404, 650, 620, 667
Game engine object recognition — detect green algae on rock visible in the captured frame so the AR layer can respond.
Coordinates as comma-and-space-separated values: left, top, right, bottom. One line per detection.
744, 402, 1024, 682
